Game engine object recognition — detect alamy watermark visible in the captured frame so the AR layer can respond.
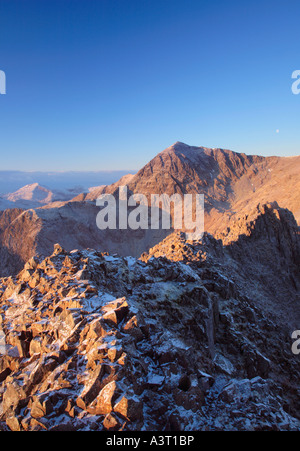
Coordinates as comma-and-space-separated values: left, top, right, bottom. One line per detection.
291, 70, 300, 95
0, 70, 6, 94
96, 186, 204, 240
291, 330, 300, 355
0, 324, 7, 355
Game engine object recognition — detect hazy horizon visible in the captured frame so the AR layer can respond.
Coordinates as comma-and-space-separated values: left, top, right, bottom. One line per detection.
0, 169, 135, 195
1, 140, 300, 174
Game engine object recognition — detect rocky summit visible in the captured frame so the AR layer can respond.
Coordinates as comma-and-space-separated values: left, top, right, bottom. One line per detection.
0, 203, 299, 431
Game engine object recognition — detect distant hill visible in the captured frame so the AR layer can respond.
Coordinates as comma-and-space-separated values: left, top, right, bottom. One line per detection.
0, 170, 135, 196
1, 183, 82, 210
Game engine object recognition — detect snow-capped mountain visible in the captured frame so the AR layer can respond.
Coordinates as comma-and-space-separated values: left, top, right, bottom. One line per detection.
0, 183, 83, 210
0, 170, 134, 197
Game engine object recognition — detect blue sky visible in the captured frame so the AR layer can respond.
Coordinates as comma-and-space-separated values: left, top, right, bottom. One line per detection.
0, 0, 300, 171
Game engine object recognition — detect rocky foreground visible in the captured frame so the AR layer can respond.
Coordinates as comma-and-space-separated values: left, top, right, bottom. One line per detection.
0, 204, 299, 431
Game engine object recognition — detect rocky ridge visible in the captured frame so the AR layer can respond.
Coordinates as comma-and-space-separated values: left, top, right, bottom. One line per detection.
0, 204, 299, 431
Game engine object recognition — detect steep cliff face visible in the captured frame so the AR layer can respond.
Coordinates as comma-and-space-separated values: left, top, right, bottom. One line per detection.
0, 206, 299, 431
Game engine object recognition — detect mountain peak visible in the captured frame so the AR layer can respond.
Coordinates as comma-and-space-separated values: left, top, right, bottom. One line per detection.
171, 141, 190, 149
167, 141, 204, 153
4, 183, 51, 203
1, 183, 81, 209
159, 142, 208, 163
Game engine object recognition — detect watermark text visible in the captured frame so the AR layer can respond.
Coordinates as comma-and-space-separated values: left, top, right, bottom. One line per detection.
96, 186, 204, 240
291, 70, 300, 95
292, 330, 300, 355
0, 70, 6, 95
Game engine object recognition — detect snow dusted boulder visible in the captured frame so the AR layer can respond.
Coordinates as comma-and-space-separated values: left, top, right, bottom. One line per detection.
0, 238, 299, 431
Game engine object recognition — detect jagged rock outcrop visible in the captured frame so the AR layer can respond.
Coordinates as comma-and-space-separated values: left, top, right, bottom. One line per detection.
0, 205, 299, 431
143, 203, 300, 328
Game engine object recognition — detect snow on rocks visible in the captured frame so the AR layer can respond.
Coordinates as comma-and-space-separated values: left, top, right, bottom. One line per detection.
0, 242, 299, 431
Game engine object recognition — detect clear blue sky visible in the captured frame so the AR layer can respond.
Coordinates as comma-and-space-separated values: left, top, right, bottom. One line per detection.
0, 0, 300, 171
